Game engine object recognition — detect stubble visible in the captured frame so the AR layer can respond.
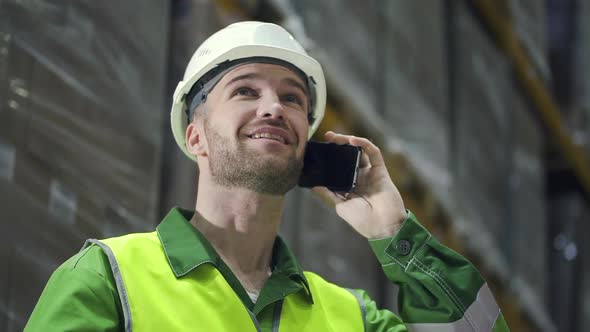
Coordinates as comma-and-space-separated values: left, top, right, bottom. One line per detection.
204, 118, 303, 195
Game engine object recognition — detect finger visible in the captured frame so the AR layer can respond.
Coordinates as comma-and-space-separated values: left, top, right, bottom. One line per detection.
324, 131, 353, 145
348, 136, 385, 168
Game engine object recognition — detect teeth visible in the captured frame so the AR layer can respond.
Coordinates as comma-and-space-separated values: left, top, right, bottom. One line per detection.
251, 132, 285, 143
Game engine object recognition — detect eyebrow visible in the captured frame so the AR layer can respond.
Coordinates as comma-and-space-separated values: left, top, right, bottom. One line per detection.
283, 77, 308, 96
224, 72, 308, 95
224, 72, 260, 88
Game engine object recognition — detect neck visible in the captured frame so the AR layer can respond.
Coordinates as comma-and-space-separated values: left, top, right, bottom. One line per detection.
191, 178, 285, 275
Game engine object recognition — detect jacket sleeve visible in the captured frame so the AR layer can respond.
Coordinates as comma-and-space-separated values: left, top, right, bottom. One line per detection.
362, 210, 510, 332
24, 245, 123, 332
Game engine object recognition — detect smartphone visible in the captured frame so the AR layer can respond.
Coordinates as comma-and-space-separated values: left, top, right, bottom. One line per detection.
298, 141, 362, 192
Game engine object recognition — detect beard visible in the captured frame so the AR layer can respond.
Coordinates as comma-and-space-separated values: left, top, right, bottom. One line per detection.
204, 119, 303, 195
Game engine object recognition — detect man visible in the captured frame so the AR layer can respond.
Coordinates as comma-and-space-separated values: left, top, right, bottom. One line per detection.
26, 21, 509, 331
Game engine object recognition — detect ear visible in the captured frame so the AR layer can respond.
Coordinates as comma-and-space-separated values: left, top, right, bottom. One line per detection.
186, 121, 208, 157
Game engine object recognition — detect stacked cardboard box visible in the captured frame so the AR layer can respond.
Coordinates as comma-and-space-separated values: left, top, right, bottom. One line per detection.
510, 0, 549, 79
548, 192, 586, 332
380, 0, 451, 202
453, 1, 513, 265
509, 0, 551, 322
578, 198, 590, 331
160, 0, 226, 212
573, 0, 590, 153
0, 1, 168, 330
289, 0, 452, 198
575, 2, 590, 331
510, 93, 548, 311
454, 0, 550, 323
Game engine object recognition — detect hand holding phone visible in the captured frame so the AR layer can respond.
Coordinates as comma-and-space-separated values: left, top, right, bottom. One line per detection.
298, 141, 361, 192
309, 131, 408, 239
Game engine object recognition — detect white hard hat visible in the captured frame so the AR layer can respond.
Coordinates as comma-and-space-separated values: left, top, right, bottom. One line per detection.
170, 21, 327, 162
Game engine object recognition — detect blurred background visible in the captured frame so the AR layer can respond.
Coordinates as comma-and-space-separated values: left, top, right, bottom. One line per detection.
1, 0, 589, 331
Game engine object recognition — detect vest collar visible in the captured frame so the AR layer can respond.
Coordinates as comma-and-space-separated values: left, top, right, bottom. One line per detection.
156, 207, 313, 302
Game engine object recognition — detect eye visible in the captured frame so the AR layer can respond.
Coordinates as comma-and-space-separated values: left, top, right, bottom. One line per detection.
233, 87, 257, 97
284, 94, 299, 103
282, 94, 305, 107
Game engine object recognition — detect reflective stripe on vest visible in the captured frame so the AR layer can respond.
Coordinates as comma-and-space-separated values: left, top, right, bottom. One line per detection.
89, 232, 365, 331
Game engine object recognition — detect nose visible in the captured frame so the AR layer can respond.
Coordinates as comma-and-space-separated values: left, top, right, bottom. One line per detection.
256, 92, 285, 120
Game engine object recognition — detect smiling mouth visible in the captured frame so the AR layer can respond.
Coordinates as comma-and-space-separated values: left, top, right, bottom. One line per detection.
248, 132, 287, 144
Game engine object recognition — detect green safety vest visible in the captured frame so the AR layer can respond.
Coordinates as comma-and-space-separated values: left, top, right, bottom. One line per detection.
95, 232, 365, 331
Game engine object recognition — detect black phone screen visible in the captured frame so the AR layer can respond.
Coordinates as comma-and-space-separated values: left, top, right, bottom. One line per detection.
298, 141, 361, 192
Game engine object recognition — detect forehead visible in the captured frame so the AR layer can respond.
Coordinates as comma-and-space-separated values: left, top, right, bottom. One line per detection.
219, 62, 306, 87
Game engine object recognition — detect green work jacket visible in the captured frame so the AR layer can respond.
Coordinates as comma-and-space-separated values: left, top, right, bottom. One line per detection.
25, 207, 510, 331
